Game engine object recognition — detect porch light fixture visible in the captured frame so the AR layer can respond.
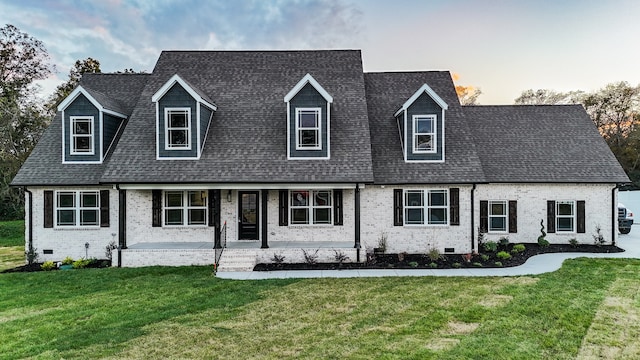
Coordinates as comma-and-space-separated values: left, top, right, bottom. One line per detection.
227, 190, 232, 202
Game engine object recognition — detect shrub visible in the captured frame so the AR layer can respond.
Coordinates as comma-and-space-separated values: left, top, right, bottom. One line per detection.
494, 261, 503, 267
377, 232, 387, 253
333, 250, 349, 264
481, 254, 490, 262
496, 251, 511, 260
452, 262, 462, 269
593, 225, 606, 247
428, 262, 438, 269
25, 247, 38, 265
477, 226, 486, 249
105, 241, 118, 260
537, 219, 548, 246
271, 253, 285, 264
472, 262, 483, 267
511, 244, 526, 253
62, 256, 74, 265
483, 241, 498, 252
302, 249, 319, 264
41, 261, 55, 271
409, 261, 418, 268
397, 252, 408, 262
427, 247, 442, 261
538, 238, 550, 248
72, 259, 91, 269
498, 236, 510, 249
569, 238, 579, 248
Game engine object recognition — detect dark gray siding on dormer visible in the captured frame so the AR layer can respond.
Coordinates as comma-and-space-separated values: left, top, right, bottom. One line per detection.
103, 114, 123, 157
200, 104, 212, 152
63, 94, 101, 162
406, 92, 444, 161
158, 83, 198, 158
288, 83, 328, 158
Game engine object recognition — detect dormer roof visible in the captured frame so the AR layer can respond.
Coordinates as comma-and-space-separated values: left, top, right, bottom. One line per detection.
57, 86, 128, 118
284, 73, 333, 103
151, 74, 217, 110
394, 83, 448, 117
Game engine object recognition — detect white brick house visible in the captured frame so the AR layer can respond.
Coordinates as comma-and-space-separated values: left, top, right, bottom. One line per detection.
12, 50, 629, 268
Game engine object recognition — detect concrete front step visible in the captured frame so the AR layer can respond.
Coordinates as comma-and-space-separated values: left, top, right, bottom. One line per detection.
217, 251, 258, 272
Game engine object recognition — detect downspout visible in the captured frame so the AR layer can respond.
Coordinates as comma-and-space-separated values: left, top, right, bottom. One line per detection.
116, 184, 124, 267
24, 187, 33, 256
354, 183, 361, 262
612, 184, 619, 246
470, 184, 476, 252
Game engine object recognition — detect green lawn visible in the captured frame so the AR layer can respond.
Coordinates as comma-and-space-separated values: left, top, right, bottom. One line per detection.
0, 220, 24, 271
1, 259, 639, 359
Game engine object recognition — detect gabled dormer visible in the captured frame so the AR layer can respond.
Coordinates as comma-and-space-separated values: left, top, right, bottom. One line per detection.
284, 74, 333, 160
58, 86, 128, 164
394, 84, 448, 163
152, 74, 217, 160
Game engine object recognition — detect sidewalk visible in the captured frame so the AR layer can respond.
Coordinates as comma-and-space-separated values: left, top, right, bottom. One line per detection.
216, 232, 640, 280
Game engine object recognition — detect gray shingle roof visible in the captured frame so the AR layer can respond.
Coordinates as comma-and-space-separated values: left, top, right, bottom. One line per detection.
101, 50, 374, 183
364, 71, 486, 184
464, 105, 630, 183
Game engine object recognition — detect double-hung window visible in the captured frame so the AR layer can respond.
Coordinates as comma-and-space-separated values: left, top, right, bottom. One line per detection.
55, 191, 99, 227
404, 189, 448, 225
290, 190, 332, 225
295, 108, 321, 150
165, 108, 191, 150
164, 191, 207, 226
556, 200, 575, 232
70, 116, 94, 154
489, 201, 507, 232
413, 115, 436, 153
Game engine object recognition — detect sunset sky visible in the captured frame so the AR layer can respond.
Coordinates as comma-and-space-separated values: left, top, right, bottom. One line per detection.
1, 0, 639, 104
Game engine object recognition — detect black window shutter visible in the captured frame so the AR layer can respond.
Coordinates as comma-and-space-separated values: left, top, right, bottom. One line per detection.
208, 190, 220, 227
479, 200, 488, 233
508, 200, 517, 233
44, 190, 53, 228
333, 189, 343, 226
100, 190, 110, 227
152, 190, 162, 227
547, 200, 556, 233
278, 190, 288, 226
577, 200, 586, 233
449, 188, 460, 226
393, 189, 403, 226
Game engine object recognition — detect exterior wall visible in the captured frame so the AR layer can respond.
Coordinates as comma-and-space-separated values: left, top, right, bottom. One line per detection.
126, 190, 217, 244
405, 92, 444, 161
288, 83, 329, 158
63, 94, 101, 162
361, 185, 473, 254
27, 186, 119, 262
157, 83, 198, 158
475, 183, 617, 246
116, 248, 215, 267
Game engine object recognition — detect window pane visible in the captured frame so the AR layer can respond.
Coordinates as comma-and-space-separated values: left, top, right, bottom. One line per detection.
314, 191, 331, 206
314, 208, 331, 224
405, 208, 424, 224
491, 202, 505, 215
165, 209, 183, 225
415, 135, 432, 150
169, 129, 187, 145
74, 121, 90, 134
299, 130, 317, 146
406, 191, 423, 206
291, 191, 308, 206
58, 193, 75, 207
429, 208, 447, 224
189, 209, 206, 225
558, 217, 573, 231
74, 137, 91, 151
490, 217, 506, 231
291, 208, 309, 224
189, 191, 206, 206
299, 111, 318, 128
82, 193, 98, 207
166, 192, 183, 207
429, 191, 447, 206
57, 210, 75, 225
80, 210, 98, 226
558, 202, 573, 215
170, 112, 187, 127
416, 118, 433, 133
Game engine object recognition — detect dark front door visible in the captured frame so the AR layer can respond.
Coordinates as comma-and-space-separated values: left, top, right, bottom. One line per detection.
238, 191, 259, 240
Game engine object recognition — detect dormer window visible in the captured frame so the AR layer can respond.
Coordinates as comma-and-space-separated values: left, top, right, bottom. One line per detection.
165, 108, 191, 150
70, 116, 94, 155
296, 108, 321, 150
413, 115, 436, 153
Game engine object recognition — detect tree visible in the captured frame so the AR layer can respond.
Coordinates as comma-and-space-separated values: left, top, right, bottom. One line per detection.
452, 73, 482, 105
47, 57, 101, 113
514, 89, 583, 105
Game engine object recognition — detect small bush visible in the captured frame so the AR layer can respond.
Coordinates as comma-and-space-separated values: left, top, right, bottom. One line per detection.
494, 261, 503, 267
472, 262, 483, 267
569, 238, 579, 248
333, 250, 349, 264
271, 253, 286, 264
428, 262, 438, 269
593, 225, 606, 247
25, 247, 38, 265
498, 236, 510, 249
302, 249, 319, 264
427, 247, 442, 261
538, 238, 550, 248
377, 232, 387, 253
62, 256, 74, 265
496, 251, 511, 260
483, 241, 498, 252
481, 254, 490, 262
408, 261, 418, 268
452, 262, 462, 269
105, 241, 118, 260
397, 252, 408, 262
72, 259, 91, 269
41, 261, 56, 271
537, 219, 548, 246
511, 244, 526, 253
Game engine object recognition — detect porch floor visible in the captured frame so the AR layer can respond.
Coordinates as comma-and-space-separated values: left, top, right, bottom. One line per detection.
126, 241, 355, 250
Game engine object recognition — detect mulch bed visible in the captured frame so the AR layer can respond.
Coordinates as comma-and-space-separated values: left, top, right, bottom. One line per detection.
2, 260, 112, 273
254, 243, 624, 271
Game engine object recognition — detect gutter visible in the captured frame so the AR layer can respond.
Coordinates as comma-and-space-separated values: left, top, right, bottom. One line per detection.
24, 187, 33, 257
471, 184, 476, 252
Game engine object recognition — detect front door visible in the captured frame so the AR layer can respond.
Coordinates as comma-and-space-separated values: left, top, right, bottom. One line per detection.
238, 191, 259, 240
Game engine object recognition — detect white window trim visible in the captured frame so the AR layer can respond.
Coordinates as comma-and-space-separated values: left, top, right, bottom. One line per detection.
69, 116, 95, 155
556, 200, 576, 233
295, 107, 322, 151
403, 189, 449, 226
163, 190, 207, 227
412, 114, 437, 154
488, 200, 508, 233
164, 107, 192, 151
290, 190, 333, 226
54, 190, 100, 228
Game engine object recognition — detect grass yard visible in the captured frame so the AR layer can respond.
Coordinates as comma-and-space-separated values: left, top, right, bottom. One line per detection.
1, 259, 640, 359
0, 220, 24, 271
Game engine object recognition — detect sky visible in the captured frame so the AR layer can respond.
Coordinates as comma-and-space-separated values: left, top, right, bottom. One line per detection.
1, 0, 639, 104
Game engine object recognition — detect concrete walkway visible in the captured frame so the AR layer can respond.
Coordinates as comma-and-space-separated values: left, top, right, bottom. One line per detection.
216, 230, 640, 280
